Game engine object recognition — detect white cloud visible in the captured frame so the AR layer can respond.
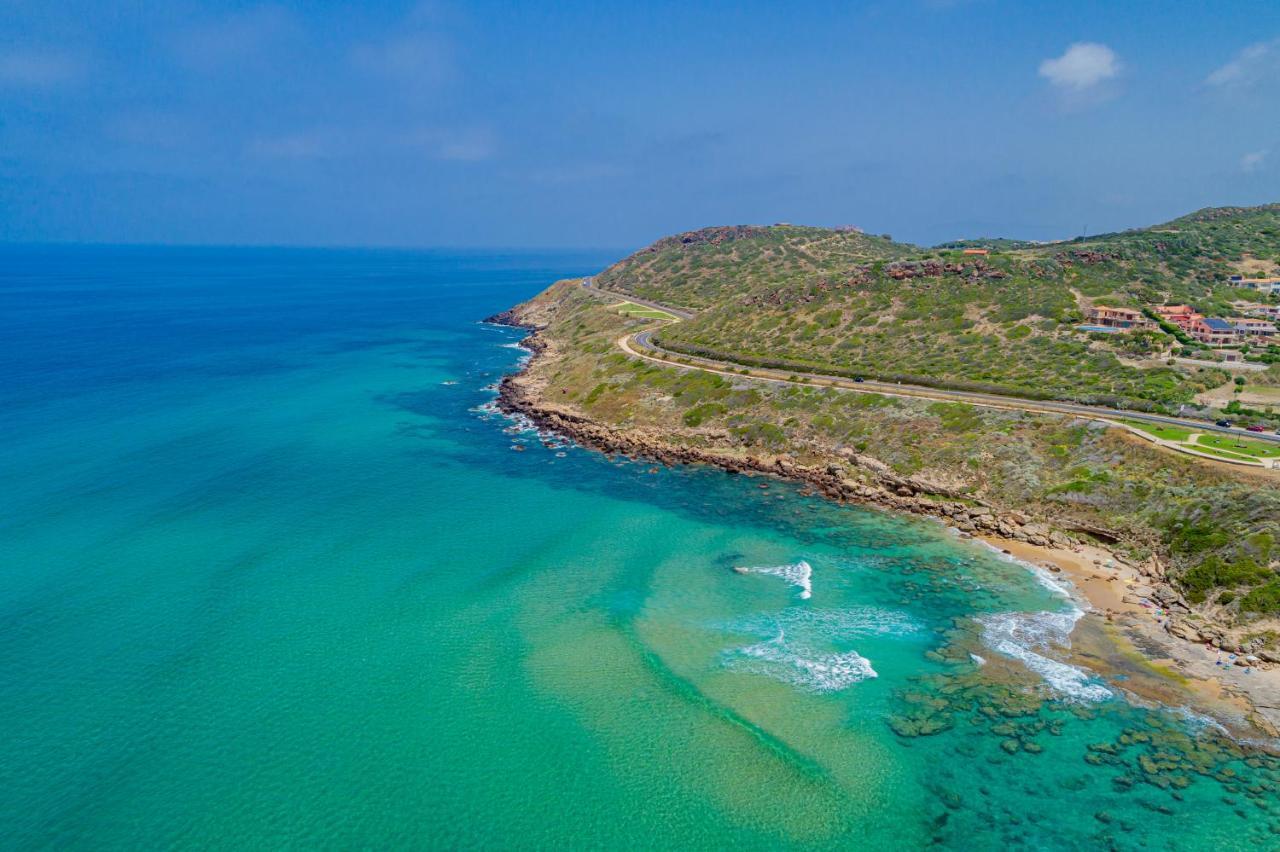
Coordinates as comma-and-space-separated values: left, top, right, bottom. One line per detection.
247, 130, 338, 160
403, 127, 495, 162
1206, 39, 1280, 88
528, 163, 626, 184
246, 126, 495, 163
1241, 150, 1268, 172
0, 49, 82, 88
1038, 42, 1120, 92
173, 6, 297, 71
350, 33, 454, 86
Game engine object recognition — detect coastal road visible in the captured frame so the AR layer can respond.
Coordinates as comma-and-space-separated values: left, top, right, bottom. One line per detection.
582, 278, 695, 320
580, 279, 1280, 460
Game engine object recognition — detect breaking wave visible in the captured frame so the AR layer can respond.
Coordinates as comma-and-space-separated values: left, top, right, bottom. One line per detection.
971, 540, 1110, 702
728, 629, 877, 693
730, 606, 920, 639
720, 605, 917, 692
977, 609, 1111, 703
742, 560, 813, 599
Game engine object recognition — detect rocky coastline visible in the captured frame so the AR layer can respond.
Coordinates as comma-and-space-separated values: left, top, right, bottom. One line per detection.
487, 311, 1280, 737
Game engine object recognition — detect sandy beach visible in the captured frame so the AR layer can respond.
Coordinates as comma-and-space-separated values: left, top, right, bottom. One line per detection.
982, 535, 1280, 741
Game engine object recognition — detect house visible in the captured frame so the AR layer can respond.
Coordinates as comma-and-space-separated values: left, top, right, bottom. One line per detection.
1228, 275, 1280, 295
1229, 316, 1279, 337
1190, 317, 1240, 346
1084, 306, 1152, 329
962, 248, 989, 256
1154, 304, 1198, 328
1233, 301, 1280, 321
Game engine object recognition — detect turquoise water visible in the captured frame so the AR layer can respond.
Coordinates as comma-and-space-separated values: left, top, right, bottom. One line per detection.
2, 246, 1278, 849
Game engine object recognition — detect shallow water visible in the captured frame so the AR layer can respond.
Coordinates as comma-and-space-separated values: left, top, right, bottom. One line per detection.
2, 246, 1278, 849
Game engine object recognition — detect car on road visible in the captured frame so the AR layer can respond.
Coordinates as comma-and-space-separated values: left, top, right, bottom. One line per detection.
1246, 424, 1266, 433
853, 376, 865, 383
1215, 419, 1233, 428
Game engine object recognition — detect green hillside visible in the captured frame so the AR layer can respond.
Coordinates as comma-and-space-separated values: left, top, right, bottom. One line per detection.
594, 205, 1280, 409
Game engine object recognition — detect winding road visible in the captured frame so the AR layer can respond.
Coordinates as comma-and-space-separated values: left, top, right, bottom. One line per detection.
581, 278, 1280, 465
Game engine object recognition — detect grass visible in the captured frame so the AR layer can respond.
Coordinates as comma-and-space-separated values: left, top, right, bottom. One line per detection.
1118, 419, 1192, 442
614, 302, 678, 321
1178, 442, 1263, 463
1194, 432, 1280, 459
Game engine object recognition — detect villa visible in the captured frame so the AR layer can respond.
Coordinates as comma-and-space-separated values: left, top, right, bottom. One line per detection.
1230, 316, 1279, 336
1084, 306, 1152, 329
1232, 301, 1280, 321
1154, 304, 1198, 328
1228, 275, 1280, 295
1190, 316, 1240, 346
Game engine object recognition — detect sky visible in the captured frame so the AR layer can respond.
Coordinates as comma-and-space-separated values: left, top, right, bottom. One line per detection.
2, 0, 1280, 250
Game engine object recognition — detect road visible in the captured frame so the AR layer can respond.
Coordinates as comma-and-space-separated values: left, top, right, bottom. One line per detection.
581, 278, 1280, 449
582, 278, 694, 319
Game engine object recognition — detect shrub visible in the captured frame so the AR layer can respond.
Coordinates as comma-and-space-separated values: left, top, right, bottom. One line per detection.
1241, 580, 1280, 615
1179, 555, 1272, 603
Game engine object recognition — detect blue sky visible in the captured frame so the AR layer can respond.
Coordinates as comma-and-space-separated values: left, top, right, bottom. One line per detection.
2, 0, 1279, 249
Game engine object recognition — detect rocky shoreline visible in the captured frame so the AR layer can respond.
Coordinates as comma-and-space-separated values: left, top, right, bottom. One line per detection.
487, 311, 1280, 738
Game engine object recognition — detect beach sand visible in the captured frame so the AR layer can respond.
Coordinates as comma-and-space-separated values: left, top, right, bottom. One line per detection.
981, 535, 1280, 742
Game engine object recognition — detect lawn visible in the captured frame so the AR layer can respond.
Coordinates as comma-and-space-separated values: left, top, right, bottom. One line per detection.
1118, 419, 1192, 442
1179, 442, 1263, 464
1194, 433, 1280, 459
614, 302, 679, 321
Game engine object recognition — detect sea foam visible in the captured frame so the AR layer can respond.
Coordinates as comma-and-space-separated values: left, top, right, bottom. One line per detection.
971, 542, 1111, 702
728, 629, 877, 692
721, 605, 916, 692
977, 609, 1111, 703
743, 560, 812, 599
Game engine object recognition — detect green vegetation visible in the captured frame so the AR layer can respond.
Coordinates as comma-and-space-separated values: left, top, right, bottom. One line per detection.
592, 210, 1280, 409
613, 301, 678, 321
1194, 433, 1280, 459
1180, 555, 1272, 604
1117, 419, 1192, 442
1241, 580, 1280, 615
1178, 443, 1261, 464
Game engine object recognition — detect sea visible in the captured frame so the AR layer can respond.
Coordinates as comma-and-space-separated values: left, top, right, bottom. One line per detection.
2, 245, 1278, 849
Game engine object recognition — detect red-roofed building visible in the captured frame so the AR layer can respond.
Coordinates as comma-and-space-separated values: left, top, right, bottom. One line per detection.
1085, 306, 1152, 329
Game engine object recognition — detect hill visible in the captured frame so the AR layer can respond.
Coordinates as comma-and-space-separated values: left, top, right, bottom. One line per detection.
594, 205, 1280, 410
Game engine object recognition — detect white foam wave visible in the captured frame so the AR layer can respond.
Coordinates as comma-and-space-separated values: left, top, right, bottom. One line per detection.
731, 606, 920, 639
470, 399, 574, 450
496, 340, 532, 367
744, 560, 812, 599
728, 630, 877, 692
977, 609, 1111, 703
976, 539, 1084, 609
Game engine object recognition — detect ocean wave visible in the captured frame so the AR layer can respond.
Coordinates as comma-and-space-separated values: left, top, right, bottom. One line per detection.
977, 609, 1111, 703
730, 606, 920, 640
742, 560, 812, 599
727, 629, 877, 693
975, 539, 1082, 606
469, 399, 574, 450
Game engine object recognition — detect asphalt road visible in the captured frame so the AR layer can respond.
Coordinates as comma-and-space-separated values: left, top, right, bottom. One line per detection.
581, 278, 1280, 446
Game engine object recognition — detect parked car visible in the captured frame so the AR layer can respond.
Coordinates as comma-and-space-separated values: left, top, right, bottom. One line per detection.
853, 376, 865, 383
1247, 424, 1266, 433
1215, 419, 1233, 428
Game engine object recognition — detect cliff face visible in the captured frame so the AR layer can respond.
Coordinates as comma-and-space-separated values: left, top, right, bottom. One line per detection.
489, 278, 1280, 658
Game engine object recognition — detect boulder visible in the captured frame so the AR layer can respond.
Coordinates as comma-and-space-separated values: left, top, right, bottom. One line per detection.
1166, 619, 1203, 643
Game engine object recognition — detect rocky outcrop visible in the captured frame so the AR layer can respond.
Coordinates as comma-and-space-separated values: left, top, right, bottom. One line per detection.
482, 307, 538, 328
495, 329, 1081, 554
